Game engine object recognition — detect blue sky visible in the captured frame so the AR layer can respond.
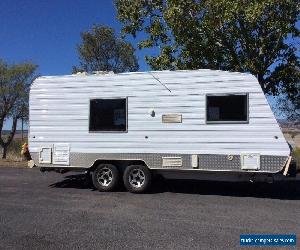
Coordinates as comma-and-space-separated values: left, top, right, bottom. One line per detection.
0, 1, 297, 129
0, 0, 151, 76
0, 0, 154, 129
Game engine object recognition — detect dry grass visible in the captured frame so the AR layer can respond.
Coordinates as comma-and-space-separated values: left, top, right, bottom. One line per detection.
0, 159, 28, 167
293, 135, 300, 148
7, 138, 26, 161
0, 138, 28, 167
293, 147, 300, 168
283, 132, 300, 147
284, 132, 300, 166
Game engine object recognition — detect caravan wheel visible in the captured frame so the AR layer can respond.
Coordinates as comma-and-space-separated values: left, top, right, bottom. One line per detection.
92, 164, 119, 192
123, 165, 151, 193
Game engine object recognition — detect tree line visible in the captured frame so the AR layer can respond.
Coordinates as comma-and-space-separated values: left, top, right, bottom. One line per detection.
0, 0, 299, 158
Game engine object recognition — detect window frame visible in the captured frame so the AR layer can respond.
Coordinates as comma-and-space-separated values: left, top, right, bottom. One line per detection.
205, 93, 249, 124
88, 97, 128, 133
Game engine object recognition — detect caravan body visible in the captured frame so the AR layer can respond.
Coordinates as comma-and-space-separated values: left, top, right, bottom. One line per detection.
29, 69, 292, 189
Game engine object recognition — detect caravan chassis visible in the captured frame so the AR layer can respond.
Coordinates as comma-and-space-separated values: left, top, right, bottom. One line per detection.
37, 152, 298, 192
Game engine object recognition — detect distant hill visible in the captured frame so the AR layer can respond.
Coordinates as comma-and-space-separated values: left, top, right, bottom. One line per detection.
1, 130, 28, 135
1, 130, 28, 140
277, 119, 300, 133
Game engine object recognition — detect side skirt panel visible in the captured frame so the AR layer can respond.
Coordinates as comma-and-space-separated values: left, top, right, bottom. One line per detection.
31, 152, 288, 174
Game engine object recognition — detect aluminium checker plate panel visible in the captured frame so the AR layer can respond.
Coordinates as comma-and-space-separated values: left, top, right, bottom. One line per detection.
31, 152, 288, 173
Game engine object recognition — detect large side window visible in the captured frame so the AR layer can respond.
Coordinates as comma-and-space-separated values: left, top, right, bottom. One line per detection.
89, 98, 127, 132
206, 94, 248, 123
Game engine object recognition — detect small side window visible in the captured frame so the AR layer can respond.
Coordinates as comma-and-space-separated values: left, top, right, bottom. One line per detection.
206, 94, 248, 123
89, 98, 127, 132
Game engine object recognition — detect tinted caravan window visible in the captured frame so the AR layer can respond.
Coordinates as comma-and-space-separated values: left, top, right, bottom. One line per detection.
89, 98, 127, 132
206, 94, 248, 123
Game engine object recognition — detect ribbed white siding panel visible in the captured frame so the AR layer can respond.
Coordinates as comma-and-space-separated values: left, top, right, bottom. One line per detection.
29, 70, 289, 156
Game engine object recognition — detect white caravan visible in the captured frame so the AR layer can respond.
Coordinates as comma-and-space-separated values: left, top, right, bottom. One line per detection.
29, 69, 297, 192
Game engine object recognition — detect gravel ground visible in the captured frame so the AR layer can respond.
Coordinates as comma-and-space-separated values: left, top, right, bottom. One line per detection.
0, 167, 299, 249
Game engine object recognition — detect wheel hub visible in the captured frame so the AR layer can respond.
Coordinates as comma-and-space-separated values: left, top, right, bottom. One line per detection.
96, 167, 113, 187
129, 169, 145, 188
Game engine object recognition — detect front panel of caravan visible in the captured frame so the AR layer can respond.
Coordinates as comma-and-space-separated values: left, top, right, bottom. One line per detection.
29, 70, 290, 173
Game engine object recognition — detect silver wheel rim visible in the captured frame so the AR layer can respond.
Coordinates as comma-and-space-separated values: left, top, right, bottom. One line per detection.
96, 167, 113, 187
129, 169, 145, 188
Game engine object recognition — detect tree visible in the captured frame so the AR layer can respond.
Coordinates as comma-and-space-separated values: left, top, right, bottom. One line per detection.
73, 25, 139, 73
0, 60, 37, 158
275, 86, 300, 120
116, 0, 300, 119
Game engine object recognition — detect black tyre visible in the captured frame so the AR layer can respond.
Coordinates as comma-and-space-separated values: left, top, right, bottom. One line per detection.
92, 163, 119, 192
123, 165, 151, 193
